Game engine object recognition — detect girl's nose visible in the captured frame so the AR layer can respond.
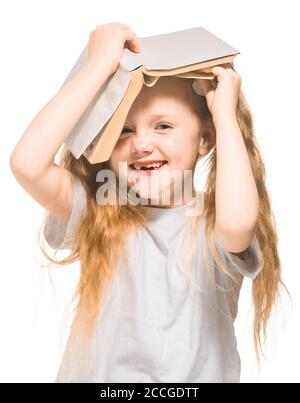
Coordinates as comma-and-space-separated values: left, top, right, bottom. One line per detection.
130, 134, 154, 154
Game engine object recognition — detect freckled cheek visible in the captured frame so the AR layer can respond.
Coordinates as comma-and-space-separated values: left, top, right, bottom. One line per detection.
163, 141, 188, 163
110, 142, 130, 167
169, 143, 197, 170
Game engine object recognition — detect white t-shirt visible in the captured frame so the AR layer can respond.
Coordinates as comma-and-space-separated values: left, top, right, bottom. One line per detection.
43, 174, 263, 383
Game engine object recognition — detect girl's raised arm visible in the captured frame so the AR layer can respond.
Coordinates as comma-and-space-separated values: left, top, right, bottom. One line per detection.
10, 23, 141, 221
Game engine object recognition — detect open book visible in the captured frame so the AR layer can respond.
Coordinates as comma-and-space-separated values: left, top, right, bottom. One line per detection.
60, 26, 240, 164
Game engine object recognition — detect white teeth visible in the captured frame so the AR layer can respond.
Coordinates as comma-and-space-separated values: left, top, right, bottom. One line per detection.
132, 161, 165, 170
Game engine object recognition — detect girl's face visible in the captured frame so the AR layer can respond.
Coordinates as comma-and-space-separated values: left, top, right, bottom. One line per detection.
109, 77, 211, 206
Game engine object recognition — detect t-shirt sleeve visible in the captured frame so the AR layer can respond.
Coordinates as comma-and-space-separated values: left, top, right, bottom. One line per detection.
42, 174, 87, 251
215, 233, 263, 280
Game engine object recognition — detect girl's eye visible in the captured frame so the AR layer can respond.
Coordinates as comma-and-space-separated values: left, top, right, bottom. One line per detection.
121, 127, 132, 134
120, 124, 172, 135
156, 124, 171, 130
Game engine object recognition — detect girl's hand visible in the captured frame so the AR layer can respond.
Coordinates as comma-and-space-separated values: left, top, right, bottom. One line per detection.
197, 63, 242, 123
87, 22, 141, 76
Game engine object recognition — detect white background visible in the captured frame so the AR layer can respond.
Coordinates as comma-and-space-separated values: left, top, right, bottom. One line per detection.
1, 0, 299, 383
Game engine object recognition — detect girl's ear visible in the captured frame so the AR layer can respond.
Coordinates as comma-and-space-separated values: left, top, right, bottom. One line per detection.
198, 121, 216, 156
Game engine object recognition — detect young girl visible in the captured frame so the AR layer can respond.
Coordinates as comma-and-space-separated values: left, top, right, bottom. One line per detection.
10, 22, 284, 383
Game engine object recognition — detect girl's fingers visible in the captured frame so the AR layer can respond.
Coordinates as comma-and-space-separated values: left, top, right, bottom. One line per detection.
131, 31, 141, 50
124, 30, 141, 51
201, 65, 238, 86
201, 64, 230, 76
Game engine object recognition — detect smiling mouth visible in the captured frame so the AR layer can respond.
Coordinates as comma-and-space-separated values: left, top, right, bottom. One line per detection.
129, 161, 168, 171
